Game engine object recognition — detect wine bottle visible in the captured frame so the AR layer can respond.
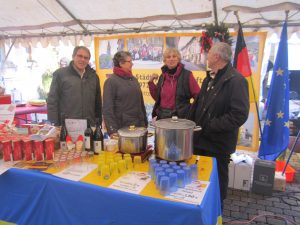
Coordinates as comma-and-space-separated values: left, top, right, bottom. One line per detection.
84, 118, 94, 154
60, 115, 68, 150
93, 118, 104, 154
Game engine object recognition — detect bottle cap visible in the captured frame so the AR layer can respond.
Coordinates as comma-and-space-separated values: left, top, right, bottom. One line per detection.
66, 135, 72, 142
77, 135, 84, 142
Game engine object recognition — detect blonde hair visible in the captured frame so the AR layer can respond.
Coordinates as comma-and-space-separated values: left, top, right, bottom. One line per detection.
163, 48, 181, 63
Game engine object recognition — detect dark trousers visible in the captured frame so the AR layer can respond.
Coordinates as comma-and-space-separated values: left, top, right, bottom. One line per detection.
195, 149, 230, 210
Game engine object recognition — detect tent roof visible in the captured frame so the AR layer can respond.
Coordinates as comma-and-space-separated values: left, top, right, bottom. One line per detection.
1, 0, 300, 45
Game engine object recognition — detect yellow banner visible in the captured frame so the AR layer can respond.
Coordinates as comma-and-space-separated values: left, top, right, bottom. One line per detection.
94, 31, 267, 152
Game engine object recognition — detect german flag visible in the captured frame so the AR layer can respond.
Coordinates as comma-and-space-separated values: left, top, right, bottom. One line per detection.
233, 21, 258, 103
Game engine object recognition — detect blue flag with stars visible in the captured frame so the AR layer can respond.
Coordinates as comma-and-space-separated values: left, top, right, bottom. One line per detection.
258, 22, 289, 161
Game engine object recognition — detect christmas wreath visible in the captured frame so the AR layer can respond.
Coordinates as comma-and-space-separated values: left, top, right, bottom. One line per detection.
200, 23, 232, 53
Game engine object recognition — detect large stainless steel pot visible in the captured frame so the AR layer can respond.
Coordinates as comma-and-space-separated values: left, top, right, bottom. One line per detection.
118, 125, 148, 154
154, 117, 201, 161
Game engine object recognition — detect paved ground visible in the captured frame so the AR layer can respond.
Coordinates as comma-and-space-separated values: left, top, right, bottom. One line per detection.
223, 152, 300, 225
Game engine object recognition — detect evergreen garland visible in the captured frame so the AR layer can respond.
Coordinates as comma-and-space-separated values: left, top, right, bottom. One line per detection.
200, 23, 232, 53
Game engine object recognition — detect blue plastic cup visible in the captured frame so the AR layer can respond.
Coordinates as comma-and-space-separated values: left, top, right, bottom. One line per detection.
172, 165, 181, 171
179, 162, 188, 168
162, 164, 170, 169
190, 164, 198, 181
182, 166, 192, 184
149, 162, 158, 178
165, 168, 174, 176
176, 169, 185, 188
159, 160, 168, 165
154, 167, 164, 182
169, 172, 178, 192
159, 176, 170, 196
156, 171, 166, 189
169, 161, 177, 166
149, 159, 157, 165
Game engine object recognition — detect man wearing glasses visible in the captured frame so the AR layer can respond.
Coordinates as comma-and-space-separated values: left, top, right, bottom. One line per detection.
48, 46, 102, 126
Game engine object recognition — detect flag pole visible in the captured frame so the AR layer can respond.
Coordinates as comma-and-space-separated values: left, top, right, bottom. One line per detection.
283, 129, 300, 176
233, 11, 263, 137
249, 75, 263, 137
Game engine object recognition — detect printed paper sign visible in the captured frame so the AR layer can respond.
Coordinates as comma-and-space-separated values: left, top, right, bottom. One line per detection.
166, 180, 210, 205
109, 171, 151, 194
54, 163, 97, 181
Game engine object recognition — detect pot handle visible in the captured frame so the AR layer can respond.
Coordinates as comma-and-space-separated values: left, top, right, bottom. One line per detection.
194, 126, 202, 132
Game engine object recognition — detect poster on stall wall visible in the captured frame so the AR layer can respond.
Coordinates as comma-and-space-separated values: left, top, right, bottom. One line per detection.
94, 32, 266, 152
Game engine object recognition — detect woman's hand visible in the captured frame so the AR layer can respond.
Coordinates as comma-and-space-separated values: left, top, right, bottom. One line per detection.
149, 73, 159, 82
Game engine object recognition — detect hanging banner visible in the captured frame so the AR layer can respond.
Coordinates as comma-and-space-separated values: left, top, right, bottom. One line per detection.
94, 32, 266, 152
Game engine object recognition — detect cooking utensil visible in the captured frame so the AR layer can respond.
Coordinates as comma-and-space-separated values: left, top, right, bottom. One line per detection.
118, 125, 148, 154
154, 116, 201, 161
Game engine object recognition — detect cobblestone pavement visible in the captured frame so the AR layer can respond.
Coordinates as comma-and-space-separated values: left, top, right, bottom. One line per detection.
222, 153, 300, 225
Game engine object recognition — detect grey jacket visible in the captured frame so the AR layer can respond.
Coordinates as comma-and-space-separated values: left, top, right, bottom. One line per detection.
103, 74, 148, 135
47, 62, 102, 126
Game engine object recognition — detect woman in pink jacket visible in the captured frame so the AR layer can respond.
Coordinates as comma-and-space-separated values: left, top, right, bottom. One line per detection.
148, 48, 200, 120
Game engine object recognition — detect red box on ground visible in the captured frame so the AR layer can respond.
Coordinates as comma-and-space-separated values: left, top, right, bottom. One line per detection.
276, 161, 296, 183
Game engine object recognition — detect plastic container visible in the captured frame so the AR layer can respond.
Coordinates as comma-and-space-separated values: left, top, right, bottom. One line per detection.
275, 161, 296, 183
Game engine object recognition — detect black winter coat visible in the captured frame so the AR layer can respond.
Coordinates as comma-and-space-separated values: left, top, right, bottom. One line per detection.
189, 64, 249, 155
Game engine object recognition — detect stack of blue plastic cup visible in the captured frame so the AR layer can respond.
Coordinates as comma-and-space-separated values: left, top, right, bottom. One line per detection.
169, 161, 177, 167
179, 162, 188, 168
176, 169, 185, 188
165, 168, 174, 176
172, 165, 181, 171
159, 176, 170, 196
169, 172, 178, 192
182, 166, 192, 184
154, 167, 164, 182
159, 160, 168, 165
156, 171, 166, 189
190, 164, 198, 181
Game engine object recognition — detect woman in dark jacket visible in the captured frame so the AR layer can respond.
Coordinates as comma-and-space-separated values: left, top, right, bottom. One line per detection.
103, 51, 148, 137
148, 48, 200, 120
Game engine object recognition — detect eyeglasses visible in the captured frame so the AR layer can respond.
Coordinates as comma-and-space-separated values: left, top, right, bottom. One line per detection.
76, 54, 90, 60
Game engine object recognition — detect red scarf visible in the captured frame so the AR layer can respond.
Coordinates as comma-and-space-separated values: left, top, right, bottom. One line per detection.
113, 67, 133, 78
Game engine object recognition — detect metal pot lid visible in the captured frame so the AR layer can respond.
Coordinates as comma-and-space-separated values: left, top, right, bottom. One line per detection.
118, 125, 147, 137
154, 116, 196, 129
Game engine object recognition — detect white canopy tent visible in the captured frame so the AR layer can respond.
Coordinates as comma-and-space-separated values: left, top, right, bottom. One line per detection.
1, 0, 300, 46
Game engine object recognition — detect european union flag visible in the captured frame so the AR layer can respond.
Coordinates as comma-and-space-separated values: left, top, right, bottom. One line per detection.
258, 22, 289, 161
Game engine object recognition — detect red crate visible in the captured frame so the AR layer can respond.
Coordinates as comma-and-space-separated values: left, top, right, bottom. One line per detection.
276, 161, 296, 183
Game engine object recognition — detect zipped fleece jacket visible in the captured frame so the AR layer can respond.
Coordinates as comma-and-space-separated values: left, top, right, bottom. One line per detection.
47, 62, 102, 126
189, 64, 249, 155
103, 68, 148, 135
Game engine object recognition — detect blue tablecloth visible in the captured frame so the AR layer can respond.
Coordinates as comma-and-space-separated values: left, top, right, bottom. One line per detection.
0, 158, 221, 225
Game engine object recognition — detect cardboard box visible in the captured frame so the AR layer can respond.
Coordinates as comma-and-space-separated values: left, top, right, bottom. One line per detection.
273, 171, 286, 192
228, 161, 235, 188
233, 162, 253, 191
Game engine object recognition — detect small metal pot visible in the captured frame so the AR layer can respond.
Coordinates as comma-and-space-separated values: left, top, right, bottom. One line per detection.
154, 117, 201, 161
118, 125, 148, 154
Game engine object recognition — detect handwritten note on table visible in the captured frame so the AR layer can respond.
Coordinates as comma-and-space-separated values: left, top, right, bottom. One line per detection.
109, 172, 151, 194
54, 163, 97, 181
166, 181, 210, 205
